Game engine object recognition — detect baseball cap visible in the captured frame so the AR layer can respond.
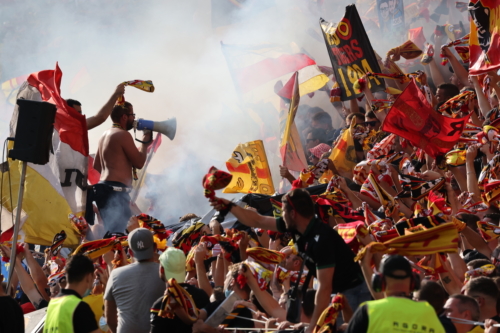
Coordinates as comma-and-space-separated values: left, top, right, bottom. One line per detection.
159, 247, 186, 283
309, 143, 331, 159
380, 254, 412, 279
128, 228, 155, 261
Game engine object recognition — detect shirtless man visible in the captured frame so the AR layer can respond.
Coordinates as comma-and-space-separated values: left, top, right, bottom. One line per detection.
66, 83, 125, 130
92, 102, 152, 232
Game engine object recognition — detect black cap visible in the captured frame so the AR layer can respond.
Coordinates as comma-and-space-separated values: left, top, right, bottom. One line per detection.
463, 249, 489, 264
380, 255, 412, 279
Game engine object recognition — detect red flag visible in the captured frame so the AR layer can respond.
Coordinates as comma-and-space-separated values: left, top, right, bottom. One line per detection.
408, 27, 426, 50
382, 80, 470, 158
27, 63, 89, 156
468, 0, 500, 75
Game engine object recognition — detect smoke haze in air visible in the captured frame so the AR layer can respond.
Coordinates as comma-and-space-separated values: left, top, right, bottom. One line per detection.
0, 0, 465, 223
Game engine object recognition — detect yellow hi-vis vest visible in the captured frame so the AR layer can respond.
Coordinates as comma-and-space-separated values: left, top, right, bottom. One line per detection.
365, 297, 445, 333
43, 294, 81, 333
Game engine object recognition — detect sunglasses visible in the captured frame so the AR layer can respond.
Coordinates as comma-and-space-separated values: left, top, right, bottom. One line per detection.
127, 113, 136, 117
306, 138, 316, 143
365, 120, 378, 127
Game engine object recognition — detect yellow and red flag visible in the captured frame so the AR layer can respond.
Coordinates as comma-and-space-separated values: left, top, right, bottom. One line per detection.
329, 121, 356, 178
279, 72, 308, 172
468, 0, 500, 75
223, 140, 275, 195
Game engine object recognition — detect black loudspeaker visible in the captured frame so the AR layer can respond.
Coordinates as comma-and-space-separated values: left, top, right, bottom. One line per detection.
8, 99, 57, 165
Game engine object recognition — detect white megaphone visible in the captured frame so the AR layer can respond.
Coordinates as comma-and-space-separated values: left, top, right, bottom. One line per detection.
134, 118, 177, 140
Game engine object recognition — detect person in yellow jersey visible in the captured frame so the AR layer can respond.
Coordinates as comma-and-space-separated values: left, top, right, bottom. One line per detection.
345, 254, 445, 333
43, 254, 100, 333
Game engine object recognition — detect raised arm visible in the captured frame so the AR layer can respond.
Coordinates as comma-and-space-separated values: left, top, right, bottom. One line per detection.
471, 75, 492, 118
194, 243, 213, 297
242, 266, 286, 321
441, 46, 469, 88
210, 197, 278, 231
86, 84, 125, 130
306, 267, 334, 333
466, 145, 482, 202
22, 244, 50, 301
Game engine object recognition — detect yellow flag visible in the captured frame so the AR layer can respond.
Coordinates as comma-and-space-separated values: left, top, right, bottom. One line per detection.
279, 72, 308, 172
329, 121, 357, 177
223, 140, 275, 195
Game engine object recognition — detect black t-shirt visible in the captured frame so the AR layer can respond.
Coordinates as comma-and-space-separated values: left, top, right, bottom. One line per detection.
276, 217, 363, 293
203, 300, 223, 318
56, 289, 99, 333
150, 283, 210, 333
344, 303, 369, 333
439, 315, 457, 333
0, 296, 24, 333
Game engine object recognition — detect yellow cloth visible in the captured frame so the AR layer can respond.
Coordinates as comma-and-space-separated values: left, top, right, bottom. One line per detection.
117, 80, 154, 105
83, 294, 105, 333
354, 222, 458, 261
329, 121, 356, 177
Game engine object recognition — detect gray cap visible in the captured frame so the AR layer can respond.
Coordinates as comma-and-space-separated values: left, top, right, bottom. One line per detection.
128, 228, 155, 261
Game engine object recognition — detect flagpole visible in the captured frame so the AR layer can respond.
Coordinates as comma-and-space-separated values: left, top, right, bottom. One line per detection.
6, 160, 27, 295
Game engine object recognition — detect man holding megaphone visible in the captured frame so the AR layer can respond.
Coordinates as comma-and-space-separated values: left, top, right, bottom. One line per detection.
92, 102, 152, 233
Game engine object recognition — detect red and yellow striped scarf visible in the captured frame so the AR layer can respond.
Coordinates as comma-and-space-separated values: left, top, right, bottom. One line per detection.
158, 278, 199, 321
116, 80, 154, 105
354, 222, 459, 261
313, 294, 345, 333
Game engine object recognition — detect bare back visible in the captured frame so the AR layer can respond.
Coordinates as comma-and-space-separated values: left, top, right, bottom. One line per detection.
95, 129, 135, 187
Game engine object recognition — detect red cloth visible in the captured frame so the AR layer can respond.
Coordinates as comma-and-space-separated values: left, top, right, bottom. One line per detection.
21, 302, 35, 314
408, 27, 426, 50
27, 63, 89, 156
382, 80, 470, 158
469, 0, 500, 75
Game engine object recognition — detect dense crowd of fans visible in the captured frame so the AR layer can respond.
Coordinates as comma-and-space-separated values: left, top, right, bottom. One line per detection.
2, 0, 500, 333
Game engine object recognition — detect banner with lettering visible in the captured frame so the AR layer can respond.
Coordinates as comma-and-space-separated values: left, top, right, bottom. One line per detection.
320, 5, 385, 101
468, 0, 500, 75
377, 0, 405, 34
382, 80, 470, 158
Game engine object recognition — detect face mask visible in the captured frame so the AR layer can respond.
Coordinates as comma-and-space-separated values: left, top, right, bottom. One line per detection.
99, 316, 108, 331
83, 288, 91, 298
224, 289, 232, 298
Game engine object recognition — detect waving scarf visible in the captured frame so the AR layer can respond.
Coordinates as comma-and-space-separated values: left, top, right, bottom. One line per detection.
158, 278, 199, 321
72, 237, 118, 259
136, 213, 171, 250
313, 294, 345, 333
68, 214, 88, 235
464, 264, 496, 284
477, 221, 500, 242
172, 222, 207, 255
117, 80, 154, 105
360, 173, 398, 216
237, 260, 273, 291
51, 230, 67, 257
246, 247, 285, 265
354, 222, 458, 262
397, 174, 445, 200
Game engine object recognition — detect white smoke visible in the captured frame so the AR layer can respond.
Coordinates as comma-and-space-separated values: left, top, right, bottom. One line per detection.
0, 0, 465, 224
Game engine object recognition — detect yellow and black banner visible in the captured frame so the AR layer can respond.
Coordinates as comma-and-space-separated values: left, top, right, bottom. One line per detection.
320, 4, 385, 101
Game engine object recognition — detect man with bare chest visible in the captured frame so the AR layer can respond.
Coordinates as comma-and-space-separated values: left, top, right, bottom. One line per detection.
92, 102, 152, 232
